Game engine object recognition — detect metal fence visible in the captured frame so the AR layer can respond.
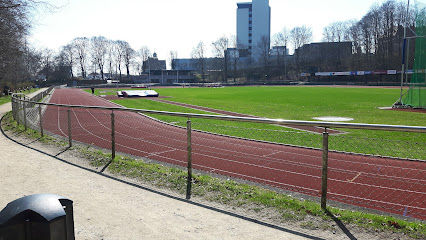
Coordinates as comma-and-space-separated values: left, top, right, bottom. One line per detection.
11, 89, 426, 220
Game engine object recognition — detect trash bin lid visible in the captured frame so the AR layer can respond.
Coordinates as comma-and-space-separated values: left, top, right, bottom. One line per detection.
0, 194, 72, 224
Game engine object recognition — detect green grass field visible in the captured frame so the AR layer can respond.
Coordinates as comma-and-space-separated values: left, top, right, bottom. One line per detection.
97, 86, 424, 125
150, 86, 424, 125
0, 88, 39, 106
88, 86, 425, 159
0, 95, 11, 106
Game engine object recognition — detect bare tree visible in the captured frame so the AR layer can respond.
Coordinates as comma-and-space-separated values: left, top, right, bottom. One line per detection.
137, 46, 151, 74
40, 48, 54, 82
91, 36, 108, 80
106, 39, 115, 78
290, 25, 313, 50
23, 46, 42, 80
212, 35, 230, 81
54, 49, 74, 82
290, 25, 313, 69
122, 41, 135, 80
226, 35, 240, 83
114, 40, 128, 80
59, 43, 75, 78
169, 50, 178, 69
256, 35, 271, 72
322, 21, 350, 42
273, 27, 290, 47
191, 41, 206, 81
0, 0, 47, 87
72, 37, 89, 78
272, 28, 289, 69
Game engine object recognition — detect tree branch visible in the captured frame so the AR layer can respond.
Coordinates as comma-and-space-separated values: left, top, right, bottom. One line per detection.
0, 4, 21, 9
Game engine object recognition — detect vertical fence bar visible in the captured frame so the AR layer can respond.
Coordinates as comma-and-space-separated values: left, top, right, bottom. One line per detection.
16, 96, 21, 125
11, 97, 15, 121
186, 119, 192, 200
321, 128, 329, 210
39, 105, 44, 137
111, 110, 116, 160
14, 97, 17, 121
68, 108, 72, 147
23, 98, 27, 131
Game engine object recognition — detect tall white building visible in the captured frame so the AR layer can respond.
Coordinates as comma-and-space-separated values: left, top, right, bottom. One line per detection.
236, 0, 271, 56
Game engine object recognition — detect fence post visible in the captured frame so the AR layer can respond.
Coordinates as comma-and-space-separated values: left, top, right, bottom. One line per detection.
68, 108, 72, 147
111, 110, 116, 161
321, 128, 329, 210
23, 98, 27, 131
186, 119, 192, 200
39, 105, 44, 137
11, 97, 15, 121
19, 96, 25, 126
16, 96, 20, 125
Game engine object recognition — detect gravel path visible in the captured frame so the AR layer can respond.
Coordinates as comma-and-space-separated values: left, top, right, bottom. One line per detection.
0, 96, 313, 239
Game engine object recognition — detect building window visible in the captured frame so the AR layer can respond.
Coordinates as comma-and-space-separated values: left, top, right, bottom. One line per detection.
249, 20, 252, 24
249, 40, 252, 43
249, 27, 252, 30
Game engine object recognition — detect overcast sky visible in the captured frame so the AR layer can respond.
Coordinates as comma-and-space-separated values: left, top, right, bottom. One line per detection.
29, 0, 388, 60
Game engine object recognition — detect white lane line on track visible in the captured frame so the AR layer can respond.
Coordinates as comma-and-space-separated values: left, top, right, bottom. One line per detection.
75, 91, 423, 185
66, 90, 423, 185
262, 152, 281, 157
347, 172, 362, 182
52, 89, 425, 195
144, 149, 180, 158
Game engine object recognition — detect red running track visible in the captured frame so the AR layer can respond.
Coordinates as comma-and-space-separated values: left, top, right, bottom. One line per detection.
43, 89, 426, 220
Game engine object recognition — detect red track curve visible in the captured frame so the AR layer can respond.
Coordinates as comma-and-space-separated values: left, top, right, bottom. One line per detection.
43, 89, 426, 220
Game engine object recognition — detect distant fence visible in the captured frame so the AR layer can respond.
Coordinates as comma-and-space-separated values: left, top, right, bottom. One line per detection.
11, 89, 426, 220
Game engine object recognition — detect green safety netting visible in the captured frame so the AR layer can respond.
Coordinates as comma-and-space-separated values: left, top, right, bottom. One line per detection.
403, 0, 426, 108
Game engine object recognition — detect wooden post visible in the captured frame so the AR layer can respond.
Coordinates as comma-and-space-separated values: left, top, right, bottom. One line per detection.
39, 105, 44, 137
68, 109, 72, 147
186, 119, 192, 200
23, 100, 27, 131
111, 111, 116, 161
321, 128, 329, 210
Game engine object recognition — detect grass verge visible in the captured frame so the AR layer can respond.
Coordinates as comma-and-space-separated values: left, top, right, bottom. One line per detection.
0, 95, 11, 105
1, 111, 425, 239
0, 88, 42, 106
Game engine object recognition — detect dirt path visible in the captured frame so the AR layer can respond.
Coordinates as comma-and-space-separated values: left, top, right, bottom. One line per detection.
0, 95, 313, 239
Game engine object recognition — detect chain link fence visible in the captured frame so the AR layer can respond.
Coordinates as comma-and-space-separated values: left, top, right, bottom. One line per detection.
11, 90, 426, 221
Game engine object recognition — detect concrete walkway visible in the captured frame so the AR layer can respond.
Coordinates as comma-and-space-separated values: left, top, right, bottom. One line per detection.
0, 90, 316, 239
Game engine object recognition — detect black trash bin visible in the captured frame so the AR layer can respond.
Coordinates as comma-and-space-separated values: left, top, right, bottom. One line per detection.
0, 194, 74, 240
